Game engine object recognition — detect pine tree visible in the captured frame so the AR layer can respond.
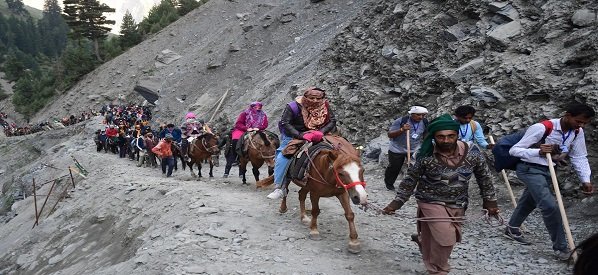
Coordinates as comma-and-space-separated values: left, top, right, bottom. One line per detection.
62, 0, 115, 60
39, 0, 68, 57
5, 0, 28, 16
119, 10, 141, 49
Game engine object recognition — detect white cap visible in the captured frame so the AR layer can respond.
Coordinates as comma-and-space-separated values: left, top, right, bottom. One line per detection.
408, 106, 428, 114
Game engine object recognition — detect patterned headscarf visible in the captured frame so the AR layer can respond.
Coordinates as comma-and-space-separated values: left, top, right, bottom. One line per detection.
417, 114, 460, 160
245, 102, 266, 128
301, 87, 329, 130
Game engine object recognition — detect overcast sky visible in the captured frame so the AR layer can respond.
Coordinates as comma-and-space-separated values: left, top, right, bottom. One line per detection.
22, 0, 162, 33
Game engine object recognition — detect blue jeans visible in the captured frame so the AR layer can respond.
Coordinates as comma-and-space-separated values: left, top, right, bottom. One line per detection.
273, 134, 293, 188
161, 156, 174, 177
508, 162, 568, 251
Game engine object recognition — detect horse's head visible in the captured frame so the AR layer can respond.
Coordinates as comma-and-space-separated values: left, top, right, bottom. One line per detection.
326, 150, 368, 205
250, 131, 277, 159
200, 133, 220, 155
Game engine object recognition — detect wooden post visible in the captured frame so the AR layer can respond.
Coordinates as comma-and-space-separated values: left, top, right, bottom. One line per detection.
32, 178, 39, 229
406, 129, 411, 167
546, 153, 577, 261
208, 89, 229, 123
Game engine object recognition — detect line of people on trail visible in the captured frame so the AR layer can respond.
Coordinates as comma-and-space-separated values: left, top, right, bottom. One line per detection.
379, 102, 595, 274
1, 110, 95, 137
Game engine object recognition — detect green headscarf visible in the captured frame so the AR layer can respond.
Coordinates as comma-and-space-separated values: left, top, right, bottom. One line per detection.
417, 114, 460, 160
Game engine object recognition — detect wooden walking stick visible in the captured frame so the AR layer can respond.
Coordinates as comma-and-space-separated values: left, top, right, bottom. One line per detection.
489, 136, 518, 208
406, 129, 411, 167
546, 153, 578, 261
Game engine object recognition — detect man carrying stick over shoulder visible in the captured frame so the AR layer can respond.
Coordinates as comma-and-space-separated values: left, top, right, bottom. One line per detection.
504, 103, 595, 261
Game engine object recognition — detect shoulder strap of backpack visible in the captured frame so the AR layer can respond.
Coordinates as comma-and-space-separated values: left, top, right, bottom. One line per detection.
288, 101, 300, 117
470, 120, 477, 133
540, 120, 553, 139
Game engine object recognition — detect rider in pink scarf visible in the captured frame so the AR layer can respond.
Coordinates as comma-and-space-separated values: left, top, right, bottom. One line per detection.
229, 102, 269, 165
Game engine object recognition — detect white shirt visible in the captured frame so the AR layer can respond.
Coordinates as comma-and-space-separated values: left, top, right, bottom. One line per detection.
509, 118, 591, 183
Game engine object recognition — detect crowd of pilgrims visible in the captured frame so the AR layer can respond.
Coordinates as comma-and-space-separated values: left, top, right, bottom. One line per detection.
1, 111, 94, 137
93, 102, 270, 178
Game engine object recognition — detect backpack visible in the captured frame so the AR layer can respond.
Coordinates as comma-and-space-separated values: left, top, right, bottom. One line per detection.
491, 120, 578, 172
278, 101, 300, 135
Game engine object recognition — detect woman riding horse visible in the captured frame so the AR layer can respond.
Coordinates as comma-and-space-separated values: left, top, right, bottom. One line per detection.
267, 87, 337, 199
230, 101, 270, 178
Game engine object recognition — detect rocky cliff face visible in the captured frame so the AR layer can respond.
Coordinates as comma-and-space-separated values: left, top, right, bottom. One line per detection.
320, 0, 597, 144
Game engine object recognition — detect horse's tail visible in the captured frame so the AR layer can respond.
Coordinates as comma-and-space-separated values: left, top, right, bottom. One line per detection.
256, 131, 271, 146
256, 175, 274, 188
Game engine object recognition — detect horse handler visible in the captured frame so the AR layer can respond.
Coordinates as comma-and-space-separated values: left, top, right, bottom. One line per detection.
382, 114, 500, 275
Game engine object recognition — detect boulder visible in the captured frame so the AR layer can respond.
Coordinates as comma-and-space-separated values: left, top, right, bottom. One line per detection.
486, 21, 522, 47
449, 58, 485, 82
571, 9, 596, 27
154, 49, 182, 67
470, 86, 506, 103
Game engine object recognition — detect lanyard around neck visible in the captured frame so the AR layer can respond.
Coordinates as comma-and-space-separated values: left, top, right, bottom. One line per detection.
459, 123, 469, 139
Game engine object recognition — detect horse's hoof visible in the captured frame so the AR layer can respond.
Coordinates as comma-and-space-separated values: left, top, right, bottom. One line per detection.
309, 231, 321, 241
348, 240, 361, 254
301, 217, 311, 225
279, 207, 288, 214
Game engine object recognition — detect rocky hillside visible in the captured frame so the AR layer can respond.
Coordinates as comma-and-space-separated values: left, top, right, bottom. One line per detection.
0, 0, 598, 274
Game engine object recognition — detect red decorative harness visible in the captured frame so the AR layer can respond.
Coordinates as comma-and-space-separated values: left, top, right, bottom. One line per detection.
333, 167, 366, 190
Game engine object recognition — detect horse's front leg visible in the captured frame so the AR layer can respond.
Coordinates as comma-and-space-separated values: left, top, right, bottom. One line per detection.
188, 161, 197, 178
197, 162, 202, 178
267, 159, 274, 176
279, 195, 288, 214
299, 188, 310, 225
251, 167, 260, 183
309, 194, 321, 240
337, 192, 360, 253
240, 159, 248, 184
208, 159, 214, 178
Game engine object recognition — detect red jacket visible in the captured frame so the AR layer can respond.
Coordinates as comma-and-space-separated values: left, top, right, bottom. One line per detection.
152, 140, 173, 158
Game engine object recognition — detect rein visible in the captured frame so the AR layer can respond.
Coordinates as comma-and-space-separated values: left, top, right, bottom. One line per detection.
247, 132, 275, 159
359, 201, 504, 227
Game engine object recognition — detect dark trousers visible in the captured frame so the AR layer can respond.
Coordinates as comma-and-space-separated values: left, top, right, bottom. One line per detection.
384, 151, 407, 188
161, 156, 174, 176
224, 139, 239, 175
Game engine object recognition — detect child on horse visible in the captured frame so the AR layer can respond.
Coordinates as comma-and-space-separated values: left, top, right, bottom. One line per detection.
232, 102, 269, 160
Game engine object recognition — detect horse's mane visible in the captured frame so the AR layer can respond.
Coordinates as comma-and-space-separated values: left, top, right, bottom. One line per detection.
256, 131, 271, 146
331, 150, 361, 170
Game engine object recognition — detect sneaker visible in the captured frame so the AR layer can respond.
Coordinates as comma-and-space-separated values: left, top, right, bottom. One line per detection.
503, 227, 532, 245
267, 188, 286, 199
385, 184, 395, 191
223, 174, 229, 178
554, 250, 571, 261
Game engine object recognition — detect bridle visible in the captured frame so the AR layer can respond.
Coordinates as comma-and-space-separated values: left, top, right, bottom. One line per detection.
304, 140, 366, 190
191, 135, 219, 155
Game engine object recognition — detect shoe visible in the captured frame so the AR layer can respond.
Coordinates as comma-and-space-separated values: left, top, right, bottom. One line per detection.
223, 174, 229, 178
385, 184, 395, 191
267, 188, 286, 199
554, 250, 571, 261
504, 227, 532, 245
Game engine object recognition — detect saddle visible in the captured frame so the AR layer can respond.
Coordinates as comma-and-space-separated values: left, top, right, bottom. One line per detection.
285, 140, 334, 187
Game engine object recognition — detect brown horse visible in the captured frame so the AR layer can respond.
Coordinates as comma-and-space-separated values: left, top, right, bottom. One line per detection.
184, 133, 220, 178
239, 131, 280, 185
280, 135, 368, 253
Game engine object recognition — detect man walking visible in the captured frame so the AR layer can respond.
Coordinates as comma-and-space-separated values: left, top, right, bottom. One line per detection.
382, 114, 499, 275
504, 103, 595, 261
453, 105, 493, 149
384, 106, 428, 190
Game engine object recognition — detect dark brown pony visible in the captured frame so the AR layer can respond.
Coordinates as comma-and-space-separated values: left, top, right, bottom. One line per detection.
239, 131, 280, 185
280, 135, 368, 253
184, 133, 220, 178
